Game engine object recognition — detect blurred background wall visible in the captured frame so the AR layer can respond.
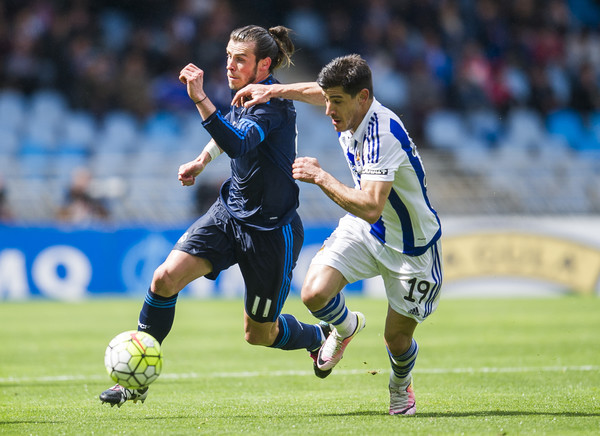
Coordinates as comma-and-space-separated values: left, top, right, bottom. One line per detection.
1, 0, 599, 299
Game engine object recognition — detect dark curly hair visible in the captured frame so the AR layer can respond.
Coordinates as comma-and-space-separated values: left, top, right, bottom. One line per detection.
317, 54, 373, 97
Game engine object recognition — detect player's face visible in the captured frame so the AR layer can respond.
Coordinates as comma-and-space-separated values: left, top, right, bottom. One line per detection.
226, 40, 261, 91
322, 86, 365, 133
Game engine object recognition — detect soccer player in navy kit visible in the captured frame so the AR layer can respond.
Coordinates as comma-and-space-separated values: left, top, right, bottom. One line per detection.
233, 54, 443, 416
100, 25, 329, 407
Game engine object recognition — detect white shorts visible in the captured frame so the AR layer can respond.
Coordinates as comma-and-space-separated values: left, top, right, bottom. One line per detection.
311, 215, 443, 323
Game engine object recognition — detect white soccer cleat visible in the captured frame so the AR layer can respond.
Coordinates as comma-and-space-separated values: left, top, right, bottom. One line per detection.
99, 384, 149, 408
316, 312, 366, 371
389, 380, 416, 416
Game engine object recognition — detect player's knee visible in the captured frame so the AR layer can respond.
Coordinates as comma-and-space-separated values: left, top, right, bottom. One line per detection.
244, 322, 277, 346
152, 266, 179, 297
244, 330, 270, 346
301, 284, 328, 311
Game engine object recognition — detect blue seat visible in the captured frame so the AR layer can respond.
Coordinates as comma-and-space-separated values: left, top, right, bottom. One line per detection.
61, 111, 97, 153
29, 89, 67, 128
99, 111, 140, 152
144, 111, 181, 138
466, 109, 502, 145
505, 108, 546, 148
424, 110, 468, 149
0, 129, 19, 154
546, 109, 587, 150
0, 89, 26, 131
18, 153, 53, 179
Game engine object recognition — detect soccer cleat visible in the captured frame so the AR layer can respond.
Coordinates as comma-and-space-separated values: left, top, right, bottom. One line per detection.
309, 321, 333, 378
389, 381, 416, 416
99, 384, 149, 408
317, 311, 366, 371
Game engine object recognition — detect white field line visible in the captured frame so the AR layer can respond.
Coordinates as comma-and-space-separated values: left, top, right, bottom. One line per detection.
0, 365, 598, 384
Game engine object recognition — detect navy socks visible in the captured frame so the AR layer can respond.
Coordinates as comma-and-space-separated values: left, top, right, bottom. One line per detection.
270, 314, 322, 351
137, 289, 178, 344
137, 290, 322, 352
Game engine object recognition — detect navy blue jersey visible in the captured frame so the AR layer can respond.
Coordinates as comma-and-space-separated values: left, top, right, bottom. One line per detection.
202, 75, 299, 230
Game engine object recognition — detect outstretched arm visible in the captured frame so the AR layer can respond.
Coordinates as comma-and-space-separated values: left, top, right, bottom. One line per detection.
178, 140, 222, 186
292, 157, 392, 224
232, 82, 326, 108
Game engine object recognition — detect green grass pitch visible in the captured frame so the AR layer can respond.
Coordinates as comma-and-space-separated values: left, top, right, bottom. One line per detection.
1, 296, 599, 435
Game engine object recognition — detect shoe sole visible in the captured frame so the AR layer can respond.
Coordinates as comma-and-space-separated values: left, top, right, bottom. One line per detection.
389, 383, 416, 415
389, 405, 416, 416
313, 364, 332, 379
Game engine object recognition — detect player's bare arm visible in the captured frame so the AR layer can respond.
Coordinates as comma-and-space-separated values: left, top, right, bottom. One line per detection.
177, 157, 206, 187
178, 63, 217, 120
178, 140, 222, 186
232, 82, 326, 108
292, 156, 392, 224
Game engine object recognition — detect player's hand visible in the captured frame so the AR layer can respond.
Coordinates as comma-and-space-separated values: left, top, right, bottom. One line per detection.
232, 84, 272, 108
179, 63, 207, 104
292, 156, 323, 184
178, 160, 205, 186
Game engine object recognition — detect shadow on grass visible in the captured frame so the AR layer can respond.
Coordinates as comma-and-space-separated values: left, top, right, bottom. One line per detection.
1, 421, 65, 425
4, 409, 597, 426
418, 410, 600, 418
321, 410, 600, 418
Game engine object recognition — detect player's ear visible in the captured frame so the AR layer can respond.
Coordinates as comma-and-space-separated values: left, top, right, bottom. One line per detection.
259, 57, 271, 73
358, 88, 370, 104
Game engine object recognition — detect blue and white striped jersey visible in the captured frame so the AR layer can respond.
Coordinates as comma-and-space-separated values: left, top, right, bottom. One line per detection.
339, 98, 441, 256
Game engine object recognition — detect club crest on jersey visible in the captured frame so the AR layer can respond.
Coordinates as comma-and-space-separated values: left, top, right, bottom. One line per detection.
177, 232, 189, 244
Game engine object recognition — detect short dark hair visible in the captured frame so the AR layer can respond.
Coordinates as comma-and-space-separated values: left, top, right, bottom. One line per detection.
317, 54, 373, 97
229, 25, 295, 72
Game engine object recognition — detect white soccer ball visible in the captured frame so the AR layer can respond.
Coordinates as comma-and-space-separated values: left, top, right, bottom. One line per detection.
104, 330, 163, 389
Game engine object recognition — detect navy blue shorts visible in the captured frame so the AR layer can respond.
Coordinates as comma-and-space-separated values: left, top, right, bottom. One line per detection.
174, 200, 304, 322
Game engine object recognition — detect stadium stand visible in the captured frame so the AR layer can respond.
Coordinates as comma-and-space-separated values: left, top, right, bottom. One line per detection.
0, 0, 599, 225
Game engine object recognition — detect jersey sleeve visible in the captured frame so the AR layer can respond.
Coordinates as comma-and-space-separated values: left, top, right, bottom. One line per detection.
360, 126, 406, 182
201, 105, 283, 158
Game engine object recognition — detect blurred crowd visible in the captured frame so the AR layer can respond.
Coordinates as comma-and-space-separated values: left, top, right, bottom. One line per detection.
2, 0, 599, 127
1, 0, 600, 224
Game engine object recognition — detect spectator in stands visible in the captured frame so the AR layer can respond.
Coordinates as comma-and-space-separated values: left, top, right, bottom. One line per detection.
570, 62, 600, 114
57, 167, 109, 224
2, 0, 599, 134
0, 177, 13, 223
1, 0, 599, 221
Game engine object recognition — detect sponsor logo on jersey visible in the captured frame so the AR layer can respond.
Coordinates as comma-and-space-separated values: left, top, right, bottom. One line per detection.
408, 307, 420, 317
363, 168, 389, 176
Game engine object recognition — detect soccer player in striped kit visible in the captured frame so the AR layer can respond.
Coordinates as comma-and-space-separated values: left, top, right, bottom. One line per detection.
233, 54, 443, 415
100, 25, 330, 407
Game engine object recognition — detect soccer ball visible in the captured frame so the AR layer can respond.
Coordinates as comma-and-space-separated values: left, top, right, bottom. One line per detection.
104, 330, 163, 389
